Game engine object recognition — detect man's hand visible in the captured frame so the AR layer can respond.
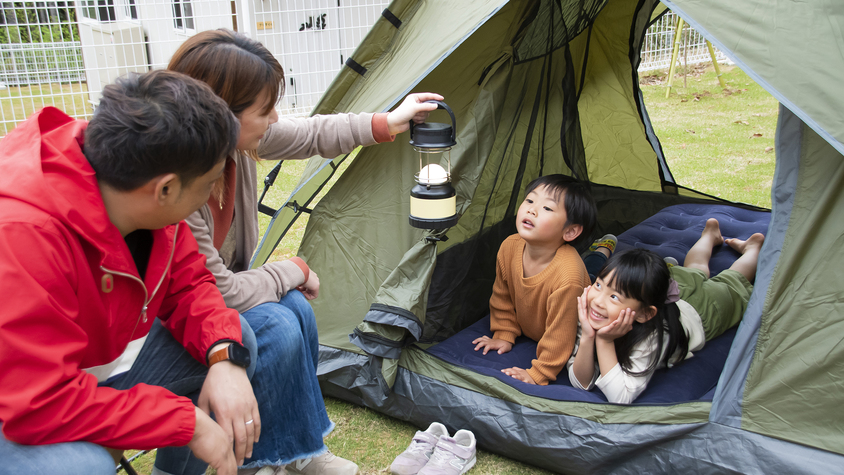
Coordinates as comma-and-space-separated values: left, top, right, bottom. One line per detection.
297, 270, 319, 300
198, 358, 260, 466
472, 335, 513, 355
386, 93, 445, 135
501, 367, 536, 385
188, 407, 238, 475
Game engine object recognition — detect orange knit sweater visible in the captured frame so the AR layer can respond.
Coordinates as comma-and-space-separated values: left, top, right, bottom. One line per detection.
490, 234, 590, 385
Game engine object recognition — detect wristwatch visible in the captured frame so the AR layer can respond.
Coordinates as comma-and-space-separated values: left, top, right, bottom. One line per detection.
208, 342, 251, 368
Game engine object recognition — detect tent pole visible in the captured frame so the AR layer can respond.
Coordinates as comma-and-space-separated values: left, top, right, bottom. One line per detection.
665, 16, 685, 98
707, 40, 726, 89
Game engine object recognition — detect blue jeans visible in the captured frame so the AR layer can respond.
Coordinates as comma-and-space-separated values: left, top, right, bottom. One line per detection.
239, 290, 333, 470
0, 430, 115, 475
153, 291, 333, 474
0, 315, 257, 475
583, 250, 608, 283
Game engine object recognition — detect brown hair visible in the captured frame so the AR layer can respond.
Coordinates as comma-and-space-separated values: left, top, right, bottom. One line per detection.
168, 28, 284, 117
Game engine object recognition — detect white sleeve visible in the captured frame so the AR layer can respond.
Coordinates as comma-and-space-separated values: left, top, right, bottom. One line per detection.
594, 336, 660, 404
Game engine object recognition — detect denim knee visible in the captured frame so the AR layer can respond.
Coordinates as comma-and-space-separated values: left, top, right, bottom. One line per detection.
239, 314, 258, 379
0, 431, 115, 475
279, 290, 313, 317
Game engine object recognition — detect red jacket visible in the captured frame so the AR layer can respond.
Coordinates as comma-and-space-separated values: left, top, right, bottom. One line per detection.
0, 108, 242, 449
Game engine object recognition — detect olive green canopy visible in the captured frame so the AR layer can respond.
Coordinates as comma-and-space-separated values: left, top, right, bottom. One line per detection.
252, 0, 844, 471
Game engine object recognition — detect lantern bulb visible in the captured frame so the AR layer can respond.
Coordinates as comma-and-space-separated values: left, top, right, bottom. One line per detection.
418, 164, 449, 185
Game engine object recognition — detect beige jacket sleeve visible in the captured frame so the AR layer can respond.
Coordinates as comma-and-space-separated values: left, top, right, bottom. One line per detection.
186, 206, 306, 313
257, 112, 378, 161
186, 112, 379, 314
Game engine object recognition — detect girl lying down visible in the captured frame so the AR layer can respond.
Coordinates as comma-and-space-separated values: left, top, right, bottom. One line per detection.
569, 218, 765, 404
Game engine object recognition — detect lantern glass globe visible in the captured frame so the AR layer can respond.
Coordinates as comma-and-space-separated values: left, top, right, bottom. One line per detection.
418, 163, 449, 185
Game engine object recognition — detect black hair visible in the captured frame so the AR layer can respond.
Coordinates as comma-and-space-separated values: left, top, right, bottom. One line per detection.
84, 70, 240, 191
523, 174, 597, 246
596, 248, 689, 376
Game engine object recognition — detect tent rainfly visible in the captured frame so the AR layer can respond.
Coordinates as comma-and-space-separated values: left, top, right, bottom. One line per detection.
251, 0, 844, 472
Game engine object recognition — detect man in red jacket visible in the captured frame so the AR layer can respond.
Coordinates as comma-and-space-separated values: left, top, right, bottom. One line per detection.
0, 70, 256, 475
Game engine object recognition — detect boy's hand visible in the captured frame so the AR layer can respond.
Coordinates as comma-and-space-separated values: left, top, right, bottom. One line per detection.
577, 286, 596, 340
386, 93, 444, 135
472, 335, 513, 355
596, 308, 635, 342
502, 367, 536, 385
297, 270, 320, 300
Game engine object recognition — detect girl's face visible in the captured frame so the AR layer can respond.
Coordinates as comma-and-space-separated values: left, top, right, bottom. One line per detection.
585, 271, 652, 330
236, 88, 279, 150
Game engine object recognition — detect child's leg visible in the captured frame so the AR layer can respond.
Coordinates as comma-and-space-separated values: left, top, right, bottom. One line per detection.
725, 233, 765, 283
583, 234, 616, 283
683, 218, 723, 278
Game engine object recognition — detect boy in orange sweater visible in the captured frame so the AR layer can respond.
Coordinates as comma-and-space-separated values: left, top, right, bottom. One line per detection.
473, 175, 597, 385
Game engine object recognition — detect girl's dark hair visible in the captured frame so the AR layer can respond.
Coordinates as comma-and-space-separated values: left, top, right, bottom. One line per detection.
596, 248, 689, 375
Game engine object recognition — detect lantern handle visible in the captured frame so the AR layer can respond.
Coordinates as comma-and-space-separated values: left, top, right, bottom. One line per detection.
409, 100, 457, 144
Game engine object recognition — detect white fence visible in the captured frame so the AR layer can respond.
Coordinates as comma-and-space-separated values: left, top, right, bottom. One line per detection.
0, 4, 722, 138
640, 12, 727, 72
0, 41, 85, 85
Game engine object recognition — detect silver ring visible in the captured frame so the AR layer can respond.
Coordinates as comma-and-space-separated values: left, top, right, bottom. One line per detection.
245, 419, 254, 425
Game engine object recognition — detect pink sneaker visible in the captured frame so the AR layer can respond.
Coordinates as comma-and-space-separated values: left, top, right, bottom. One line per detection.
391, 422, 450, 475
417, 429, 476, 475
286, 450, 359, 475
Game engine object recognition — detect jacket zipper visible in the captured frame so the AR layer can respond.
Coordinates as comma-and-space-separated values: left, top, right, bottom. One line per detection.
99, 224, 180, 336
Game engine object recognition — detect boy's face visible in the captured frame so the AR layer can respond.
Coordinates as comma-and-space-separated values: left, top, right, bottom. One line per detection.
516, 185, 572, 247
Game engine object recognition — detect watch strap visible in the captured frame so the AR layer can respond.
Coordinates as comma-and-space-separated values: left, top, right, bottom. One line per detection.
208, 344, 232, 367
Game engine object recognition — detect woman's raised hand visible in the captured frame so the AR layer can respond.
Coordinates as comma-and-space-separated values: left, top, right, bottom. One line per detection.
386, 92, 444, 135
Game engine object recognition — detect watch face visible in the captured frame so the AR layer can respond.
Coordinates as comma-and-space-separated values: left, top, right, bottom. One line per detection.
230, 343, 252, 368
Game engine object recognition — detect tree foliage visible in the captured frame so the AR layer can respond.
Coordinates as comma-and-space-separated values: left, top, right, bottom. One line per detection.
0, 2, 80, 43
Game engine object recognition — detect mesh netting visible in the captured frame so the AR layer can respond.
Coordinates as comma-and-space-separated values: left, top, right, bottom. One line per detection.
514, 0, 608, 63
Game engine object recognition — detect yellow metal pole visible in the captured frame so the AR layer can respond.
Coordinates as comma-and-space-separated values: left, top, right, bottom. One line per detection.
707, 40, 726, 89
665, 17, 685, 98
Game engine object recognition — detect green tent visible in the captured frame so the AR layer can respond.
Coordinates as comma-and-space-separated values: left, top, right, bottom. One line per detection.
251, 0, 844, 471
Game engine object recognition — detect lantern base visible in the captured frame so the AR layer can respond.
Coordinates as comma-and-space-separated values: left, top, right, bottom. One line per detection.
409, 214, 459, 230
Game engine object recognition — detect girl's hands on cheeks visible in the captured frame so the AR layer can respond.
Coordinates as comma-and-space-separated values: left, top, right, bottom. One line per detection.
502, 367, 536, 385
596, 308, 635, 342
577, 286, 596, 340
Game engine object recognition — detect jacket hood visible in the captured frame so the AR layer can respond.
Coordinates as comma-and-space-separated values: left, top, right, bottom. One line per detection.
0, 107, 128, 264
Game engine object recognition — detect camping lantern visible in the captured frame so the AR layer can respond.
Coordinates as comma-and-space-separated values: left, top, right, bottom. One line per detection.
409, 101, 458, 229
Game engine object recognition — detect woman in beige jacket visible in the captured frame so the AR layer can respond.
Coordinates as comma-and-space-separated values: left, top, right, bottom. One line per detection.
160, 29, 440, 475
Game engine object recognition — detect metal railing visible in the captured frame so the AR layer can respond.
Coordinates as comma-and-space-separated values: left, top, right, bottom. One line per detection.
0, 41, 85, 86
639, 12, 727, 72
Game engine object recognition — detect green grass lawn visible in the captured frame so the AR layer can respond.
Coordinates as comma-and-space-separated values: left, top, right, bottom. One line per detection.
127, 64, 776, 475
642, 64, 777, 208
0, 82, 92, 136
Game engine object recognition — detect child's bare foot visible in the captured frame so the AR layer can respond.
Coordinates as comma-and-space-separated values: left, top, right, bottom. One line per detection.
726, 233, 765, 255
684, 218, 724, 276
701, 218, 724, 247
